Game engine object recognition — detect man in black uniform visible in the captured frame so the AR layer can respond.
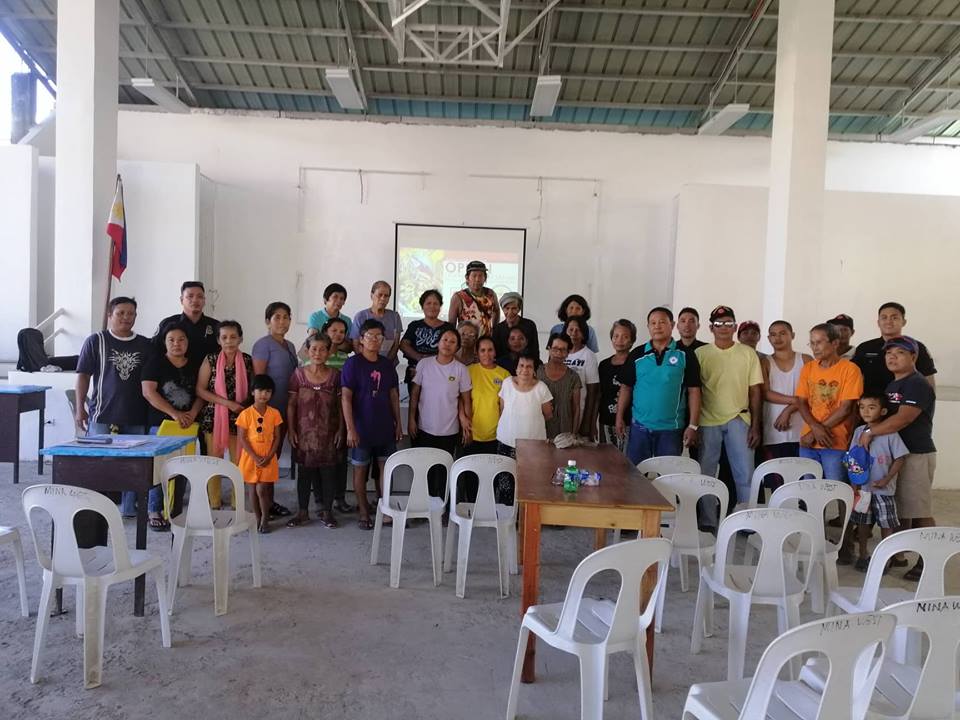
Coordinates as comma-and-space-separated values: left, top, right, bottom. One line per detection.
853, 302, 936, 395
154, 281, 220, 361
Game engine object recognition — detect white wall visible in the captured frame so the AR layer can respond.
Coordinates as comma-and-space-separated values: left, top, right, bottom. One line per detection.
111, 160, 200, 337
114, 111, 960, 361
673, 183, 960, 384
31, 159, 201, 350
0, 144, 38, 361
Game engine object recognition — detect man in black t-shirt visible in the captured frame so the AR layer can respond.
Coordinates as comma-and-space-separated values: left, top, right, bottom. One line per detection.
676, 306, 707, 351
852, 301, 935, 395
858, 335, 936, 582
154, 281, 220, 360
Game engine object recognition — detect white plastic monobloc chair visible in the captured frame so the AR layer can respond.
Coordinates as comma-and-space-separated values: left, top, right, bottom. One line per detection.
745, 457, 823, 510
506, 537, 671, 720
442, 454, 518, 599
800, 597, 960, 720
22, 484, 171, 689
611, 455, 701, 543
371, 448, 452, 588
829, 527, 960, 616
752, 479, 854, 614
651, 473, 729, 633
637, 455, 701, 477
163, 456, 261, 616
683, 612, 895, 720
691, 508, 823, 681
0, 524, 29, 617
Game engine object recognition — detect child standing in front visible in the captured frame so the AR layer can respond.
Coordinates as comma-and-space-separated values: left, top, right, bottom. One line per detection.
847, 393, 909, 571
236, 374, 283, 533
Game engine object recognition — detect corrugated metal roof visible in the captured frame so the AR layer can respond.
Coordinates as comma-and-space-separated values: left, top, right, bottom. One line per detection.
3, 0, 960, 136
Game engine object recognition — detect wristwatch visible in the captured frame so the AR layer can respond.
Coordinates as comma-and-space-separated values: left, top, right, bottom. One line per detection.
687, 424, 699, 431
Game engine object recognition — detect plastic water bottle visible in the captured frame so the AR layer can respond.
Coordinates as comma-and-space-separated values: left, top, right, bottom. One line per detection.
563, 460, 579, 493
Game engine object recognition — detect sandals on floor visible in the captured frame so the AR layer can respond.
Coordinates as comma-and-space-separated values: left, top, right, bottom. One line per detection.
357, 517, 374, 530
286, 515, 309, 528
149, 516, 170, 532
904, 563, 923, 582
269, 502, 291, 518
258, 523, 271, 534
317, 511, 339, 529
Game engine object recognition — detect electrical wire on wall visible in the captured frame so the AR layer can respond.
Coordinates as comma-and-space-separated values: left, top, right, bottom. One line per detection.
535, 176, 544, 248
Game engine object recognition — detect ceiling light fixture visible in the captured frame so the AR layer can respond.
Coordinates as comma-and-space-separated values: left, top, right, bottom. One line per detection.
698, 102, 750, 135
887, 109, 960, 142
325, 67, 366, 111
130, 77, 190, 113
530, 75, 563, 118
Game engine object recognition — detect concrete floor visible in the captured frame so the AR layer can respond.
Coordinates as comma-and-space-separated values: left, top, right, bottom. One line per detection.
0, 462, 958, 720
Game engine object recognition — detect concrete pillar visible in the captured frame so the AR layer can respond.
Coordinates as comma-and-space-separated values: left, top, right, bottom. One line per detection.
53, 0, 119, 352
761, 0, 835, 335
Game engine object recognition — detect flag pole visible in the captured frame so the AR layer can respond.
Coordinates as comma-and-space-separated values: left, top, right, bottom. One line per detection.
101, 174, 121, 330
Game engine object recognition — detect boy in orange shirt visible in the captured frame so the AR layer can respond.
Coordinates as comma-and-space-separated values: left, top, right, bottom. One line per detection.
236, 374, 283, 533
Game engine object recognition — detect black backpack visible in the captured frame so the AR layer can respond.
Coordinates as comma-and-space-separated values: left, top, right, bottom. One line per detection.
16, 328, 47, 372
16, 327, 78, 372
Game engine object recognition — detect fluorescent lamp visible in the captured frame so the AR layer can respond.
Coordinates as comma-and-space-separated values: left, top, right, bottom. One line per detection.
130, 77, 190, 113
887, 109, 960, 142
698, 102, 750, 135
325, 67, 366, 111
530, 75, 562, 118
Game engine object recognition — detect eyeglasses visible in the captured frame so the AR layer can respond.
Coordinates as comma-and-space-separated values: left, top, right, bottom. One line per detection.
256, 416, 263, 434
711, 320, 737, 328
363, 333, 385, 342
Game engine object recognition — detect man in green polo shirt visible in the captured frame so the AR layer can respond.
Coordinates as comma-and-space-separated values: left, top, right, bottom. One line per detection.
616, 307, 701, 464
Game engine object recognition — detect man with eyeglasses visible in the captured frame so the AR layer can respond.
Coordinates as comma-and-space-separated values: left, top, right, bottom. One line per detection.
695, 306, 763, 517
341, 319, 403, 530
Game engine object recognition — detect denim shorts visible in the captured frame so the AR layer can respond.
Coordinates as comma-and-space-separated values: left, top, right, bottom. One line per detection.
349, 442, 397, 467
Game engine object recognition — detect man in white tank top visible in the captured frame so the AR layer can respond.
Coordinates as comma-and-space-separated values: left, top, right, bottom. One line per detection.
761, 320, 812, 462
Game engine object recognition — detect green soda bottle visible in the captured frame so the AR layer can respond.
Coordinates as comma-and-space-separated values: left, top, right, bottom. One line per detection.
563, 459, 579, 493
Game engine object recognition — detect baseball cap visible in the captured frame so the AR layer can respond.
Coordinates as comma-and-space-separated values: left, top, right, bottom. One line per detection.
465, 260, 488, 275
709, 305, 736, 323
737, 320, 760, 336
882, 335, 919, 355
843, 445, 872, 486
827, 313, 854, 330
499, 291, 522, 309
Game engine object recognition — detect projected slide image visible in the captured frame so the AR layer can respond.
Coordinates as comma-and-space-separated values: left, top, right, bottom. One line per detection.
394, 224, 525, 322
397, 248, 521, 316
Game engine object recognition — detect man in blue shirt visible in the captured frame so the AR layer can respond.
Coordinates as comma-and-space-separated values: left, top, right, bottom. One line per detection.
616, 307, 702, 464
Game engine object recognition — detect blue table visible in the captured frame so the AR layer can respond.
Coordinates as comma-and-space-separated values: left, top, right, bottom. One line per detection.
0, 384, 52, 484
42, 435, 196, 615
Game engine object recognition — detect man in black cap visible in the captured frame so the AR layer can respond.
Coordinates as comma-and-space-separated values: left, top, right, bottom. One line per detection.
858, 335, 937, 582
695, 305, 764, 520
447, 260, 500, 337
154, 281, 220, 361
853, 302, 936, 395
827, 313, 856, 359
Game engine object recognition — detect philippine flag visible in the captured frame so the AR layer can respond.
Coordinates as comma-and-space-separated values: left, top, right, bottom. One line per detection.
107, 176, 127, 280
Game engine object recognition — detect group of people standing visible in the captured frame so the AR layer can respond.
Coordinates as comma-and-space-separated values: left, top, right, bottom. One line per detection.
74, 263, 938, 576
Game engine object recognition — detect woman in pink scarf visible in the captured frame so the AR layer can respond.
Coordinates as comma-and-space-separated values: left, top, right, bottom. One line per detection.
196, 320, 254, 508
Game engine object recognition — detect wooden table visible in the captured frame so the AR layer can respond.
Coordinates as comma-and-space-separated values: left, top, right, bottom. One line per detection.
0, 384, 51, 484
515, 439, 672, 684
40, 435, 195, 616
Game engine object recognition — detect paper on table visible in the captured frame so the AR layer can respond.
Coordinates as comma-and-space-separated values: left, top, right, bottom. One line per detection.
64, 438, 150, 449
